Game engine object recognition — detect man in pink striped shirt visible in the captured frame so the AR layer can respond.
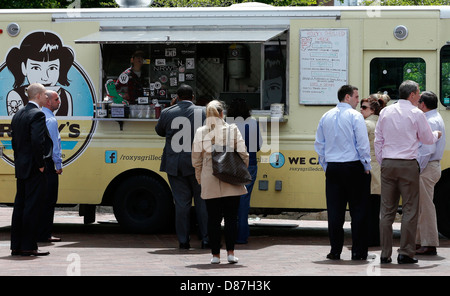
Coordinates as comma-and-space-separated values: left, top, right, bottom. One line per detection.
374, 80, 442, 264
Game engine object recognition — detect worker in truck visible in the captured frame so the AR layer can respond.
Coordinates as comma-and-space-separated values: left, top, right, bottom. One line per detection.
115, 50, 145, 105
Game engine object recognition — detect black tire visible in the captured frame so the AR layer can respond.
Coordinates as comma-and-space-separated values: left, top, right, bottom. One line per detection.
433, 169, 450, 238
112, 175, 174, 233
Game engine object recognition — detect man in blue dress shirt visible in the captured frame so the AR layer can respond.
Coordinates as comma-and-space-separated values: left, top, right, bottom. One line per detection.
416, 91, 446, 255
38, 90, 63, 243
314, 85, 371, 260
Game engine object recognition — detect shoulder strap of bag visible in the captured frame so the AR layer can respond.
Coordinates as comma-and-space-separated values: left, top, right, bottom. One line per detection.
226, 124, 230, 147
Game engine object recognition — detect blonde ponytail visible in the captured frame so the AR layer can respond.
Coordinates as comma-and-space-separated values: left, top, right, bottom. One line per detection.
206, 100, 224, 129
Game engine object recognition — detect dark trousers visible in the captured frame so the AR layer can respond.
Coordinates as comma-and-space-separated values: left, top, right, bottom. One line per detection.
236, 164, 258, 244
325, 161, 370, 256
167, 174, 208, 244
11, 171, 47, 251
38, 160, 58, 241
367, 194, 381, 247
205, 196, 240, 255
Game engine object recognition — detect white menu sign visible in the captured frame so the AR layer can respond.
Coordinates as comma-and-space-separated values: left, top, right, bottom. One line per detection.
299, 29, 348, 105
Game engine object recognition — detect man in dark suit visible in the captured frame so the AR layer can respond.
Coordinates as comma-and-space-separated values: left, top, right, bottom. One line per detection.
10, 83, 53, 256
155, 84, 208, 249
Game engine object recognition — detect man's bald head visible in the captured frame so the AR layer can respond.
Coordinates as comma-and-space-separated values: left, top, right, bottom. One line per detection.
44, 90, 61, 112
27, 83, 47, 107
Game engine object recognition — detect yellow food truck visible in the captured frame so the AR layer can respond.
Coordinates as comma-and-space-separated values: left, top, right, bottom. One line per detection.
1, 4, 450, 236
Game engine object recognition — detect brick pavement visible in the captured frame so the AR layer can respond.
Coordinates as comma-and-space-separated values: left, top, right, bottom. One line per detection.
1, 205, 450, 278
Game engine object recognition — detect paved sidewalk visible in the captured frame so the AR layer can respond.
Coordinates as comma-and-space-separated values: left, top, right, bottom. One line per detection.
0, 206, 449, 277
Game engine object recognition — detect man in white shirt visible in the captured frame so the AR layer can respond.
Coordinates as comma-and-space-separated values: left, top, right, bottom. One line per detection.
315, 85, 371, 261
38, 90, 63, 243
416, 91, 446, 255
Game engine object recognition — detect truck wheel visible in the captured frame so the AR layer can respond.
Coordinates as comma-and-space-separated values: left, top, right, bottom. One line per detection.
433, 169, 450, 238
112, 175, 174, 233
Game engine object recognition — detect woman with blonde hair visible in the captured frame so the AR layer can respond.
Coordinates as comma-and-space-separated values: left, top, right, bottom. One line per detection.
192, 100, 249, 264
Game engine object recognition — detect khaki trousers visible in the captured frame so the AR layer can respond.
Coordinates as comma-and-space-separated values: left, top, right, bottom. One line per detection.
416, 160, 441, 247
380, 159, 419, 258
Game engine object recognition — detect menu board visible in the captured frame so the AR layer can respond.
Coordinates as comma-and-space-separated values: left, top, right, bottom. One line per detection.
149, 44, 196, 102
299, 29, 348, 105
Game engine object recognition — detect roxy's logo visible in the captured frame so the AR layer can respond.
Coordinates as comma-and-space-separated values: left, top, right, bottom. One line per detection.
0, 30, 96, 167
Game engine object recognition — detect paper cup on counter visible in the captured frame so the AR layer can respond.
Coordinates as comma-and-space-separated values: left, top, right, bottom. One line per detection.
270, 103, 284, 118
96, 102, 108, 118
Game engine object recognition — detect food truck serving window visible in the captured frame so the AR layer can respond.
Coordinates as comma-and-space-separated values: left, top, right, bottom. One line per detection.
95, 29, 287, 114
101, 38, 287, 113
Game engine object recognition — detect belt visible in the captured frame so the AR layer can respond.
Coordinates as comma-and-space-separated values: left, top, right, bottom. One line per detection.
328, 160, 360, 165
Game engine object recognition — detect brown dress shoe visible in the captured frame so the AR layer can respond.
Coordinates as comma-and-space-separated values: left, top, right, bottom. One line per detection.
415, 246, 437, 255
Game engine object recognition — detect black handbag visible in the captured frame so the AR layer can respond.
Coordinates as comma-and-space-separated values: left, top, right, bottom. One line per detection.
211, 126, 252, 186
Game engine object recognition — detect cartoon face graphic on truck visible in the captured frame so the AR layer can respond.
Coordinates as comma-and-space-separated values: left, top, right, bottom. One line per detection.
0, 30, 97, 167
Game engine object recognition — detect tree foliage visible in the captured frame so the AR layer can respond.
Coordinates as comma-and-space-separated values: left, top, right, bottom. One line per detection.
151, 0, 316, 6
151, 0, 236, 7
0, 0, 321, 8
0, 0, 117, 9
360, 0, 450, 5
1, 0, 449, 8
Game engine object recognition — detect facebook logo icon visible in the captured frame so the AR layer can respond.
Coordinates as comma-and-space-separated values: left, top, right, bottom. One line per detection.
105, 150, 117, 164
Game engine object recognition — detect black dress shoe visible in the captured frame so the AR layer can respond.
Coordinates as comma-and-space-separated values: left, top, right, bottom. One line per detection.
397, 254, 418, 264
21, 250, 50, 256
38, 236, 61, 243
351, 253, 368, 260
380, 257, 392, 264
326, 253, 340, 260
11, 250, 21, 256
179, 242, 190, 250
201, 241, 210, 249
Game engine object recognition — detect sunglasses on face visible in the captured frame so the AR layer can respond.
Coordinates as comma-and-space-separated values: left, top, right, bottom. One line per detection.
361, 105, 370, 110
